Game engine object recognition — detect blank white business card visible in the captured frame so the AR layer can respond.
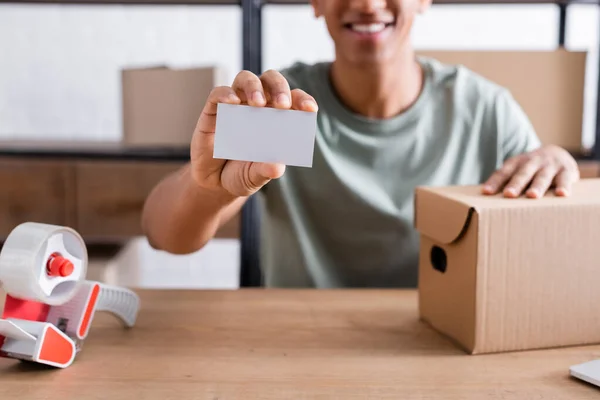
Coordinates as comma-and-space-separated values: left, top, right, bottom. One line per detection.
213, 103, 318, 168
570, 359, 600, 388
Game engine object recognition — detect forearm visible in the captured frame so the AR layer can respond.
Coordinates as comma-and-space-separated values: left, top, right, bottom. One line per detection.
141, 163, 245, 254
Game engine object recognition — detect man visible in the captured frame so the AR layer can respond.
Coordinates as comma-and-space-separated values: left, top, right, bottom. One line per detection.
141, 0, 580, 288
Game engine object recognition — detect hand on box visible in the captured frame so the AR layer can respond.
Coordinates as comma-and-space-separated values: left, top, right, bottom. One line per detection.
482, 145, 580, 198
190, 69, 319, 198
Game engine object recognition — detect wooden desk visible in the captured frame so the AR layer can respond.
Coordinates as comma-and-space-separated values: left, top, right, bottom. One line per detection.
0, 289, 598, 399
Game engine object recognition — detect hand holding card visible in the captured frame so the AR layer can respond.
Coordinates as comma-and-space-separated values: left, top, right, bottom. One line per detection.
189, 69, 318, 199
214, 103, 318, 168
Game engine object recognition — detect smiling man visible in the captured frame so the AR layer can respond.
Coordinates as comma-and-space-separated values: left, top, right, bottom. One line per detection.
142, 0, 580, 288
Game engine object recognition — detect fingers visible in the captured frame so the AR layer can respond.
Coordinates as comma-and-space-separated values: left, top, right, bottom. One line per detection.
194, 86, 241, 136
221, 160, 285, 197
232, 70, 267, 107
525, 164, 559, 198
192, 86, 240, 157
503, 156, 544, 198
482, 146, 580, 199
554, 152, 580, 197
554, 166, 579, 197
482, 158, 519, 195
190, 86, 242, 188
229, 69, 319, 114
254, 162, 286, 180
260, 69, 292, 109
291, 89, 319, 113
260, 70, 319, 112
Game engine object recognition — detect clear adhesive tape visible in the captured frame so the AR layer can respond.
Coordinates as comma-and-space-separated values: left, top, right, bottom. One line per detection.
0, 222, 88, 305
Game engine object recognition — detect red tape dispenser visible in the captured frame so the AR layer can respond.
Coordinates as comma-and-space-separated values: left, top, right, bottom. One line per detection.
0, 222, 140, 368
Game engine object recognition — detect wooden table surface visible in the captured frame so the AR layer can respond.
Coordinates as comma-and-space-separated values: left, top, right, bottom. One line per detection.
0, 289, 598, 399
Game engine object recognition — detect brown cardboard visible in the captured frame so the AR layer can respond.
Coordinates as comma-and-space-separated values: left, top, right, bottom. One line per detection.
415, 179, 600, 354
578, 161, 600, 179
122, 65, 229, 146
417, 50, 588, 153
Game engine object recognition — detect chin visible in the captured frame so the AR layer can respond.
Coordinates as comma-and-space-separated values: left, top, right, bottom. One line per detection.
340, 49, 398, 68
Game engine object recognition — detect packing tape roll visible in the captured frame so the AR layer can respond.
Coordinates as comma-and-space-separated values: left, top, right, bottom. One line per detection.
0, 222, 88, 305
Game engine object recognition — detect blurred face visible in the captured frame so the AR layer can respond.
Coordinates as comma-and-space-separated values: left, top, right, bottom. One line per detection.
311, 0, 431, 66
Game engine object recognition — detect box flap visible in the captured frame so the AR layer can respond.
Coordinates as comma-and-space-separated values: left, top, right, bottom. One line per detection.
414, 186, 475, 245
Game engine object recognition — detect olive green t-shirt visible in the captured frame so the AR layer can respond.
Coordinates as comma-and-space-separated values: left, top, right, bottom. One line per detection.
258, 56, 541, 288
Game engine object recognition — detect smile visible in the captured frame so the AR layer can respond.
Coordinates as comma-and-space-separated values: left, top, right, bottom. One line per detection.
344, 21, 396, 37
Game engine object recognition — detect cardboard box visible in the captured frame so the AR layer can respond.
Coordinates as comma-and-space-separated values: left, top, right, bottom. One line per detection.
578, 161, 600, 179
415, 179, 600, 354
122, 65, 229, 146
417, 50, 588, 153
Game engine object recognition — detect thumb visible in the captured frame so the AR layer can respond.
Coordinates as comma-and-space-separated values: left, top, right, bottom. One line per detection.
221, 161, 285, 196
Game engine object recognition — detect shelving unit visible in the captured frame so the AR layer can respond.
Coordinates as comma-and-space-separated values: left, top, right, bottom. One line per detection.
1, 0, 599, 287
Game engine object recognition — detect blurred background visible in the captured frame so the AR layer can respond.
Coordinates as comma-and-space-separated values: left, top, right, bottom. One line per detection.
0, 1, 598, 289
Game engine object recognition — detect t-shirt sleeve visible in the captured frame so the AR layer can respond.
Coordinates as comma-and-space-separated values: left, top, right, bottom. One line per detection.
495, 89, 542, 162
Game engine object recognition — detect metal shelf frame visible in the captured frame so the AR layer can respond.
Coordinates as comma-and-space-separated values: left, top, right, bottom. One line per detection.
1, 0, 599, 286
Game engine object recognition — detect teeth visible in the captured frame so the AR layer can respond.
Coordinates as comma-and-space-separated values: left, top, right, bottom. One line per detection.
350, 23, 386, 33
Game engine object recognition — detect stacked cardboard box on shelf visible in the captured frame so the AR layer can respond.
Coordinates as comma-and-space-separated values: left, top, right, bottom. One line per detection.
417, 49, 588, 154
121, 65, 229, 147
121, 51, 589, 153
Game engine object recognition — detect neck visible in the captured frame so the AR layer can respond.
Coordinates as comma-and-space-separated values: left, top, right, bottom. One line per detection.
329, 47, 424, 120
